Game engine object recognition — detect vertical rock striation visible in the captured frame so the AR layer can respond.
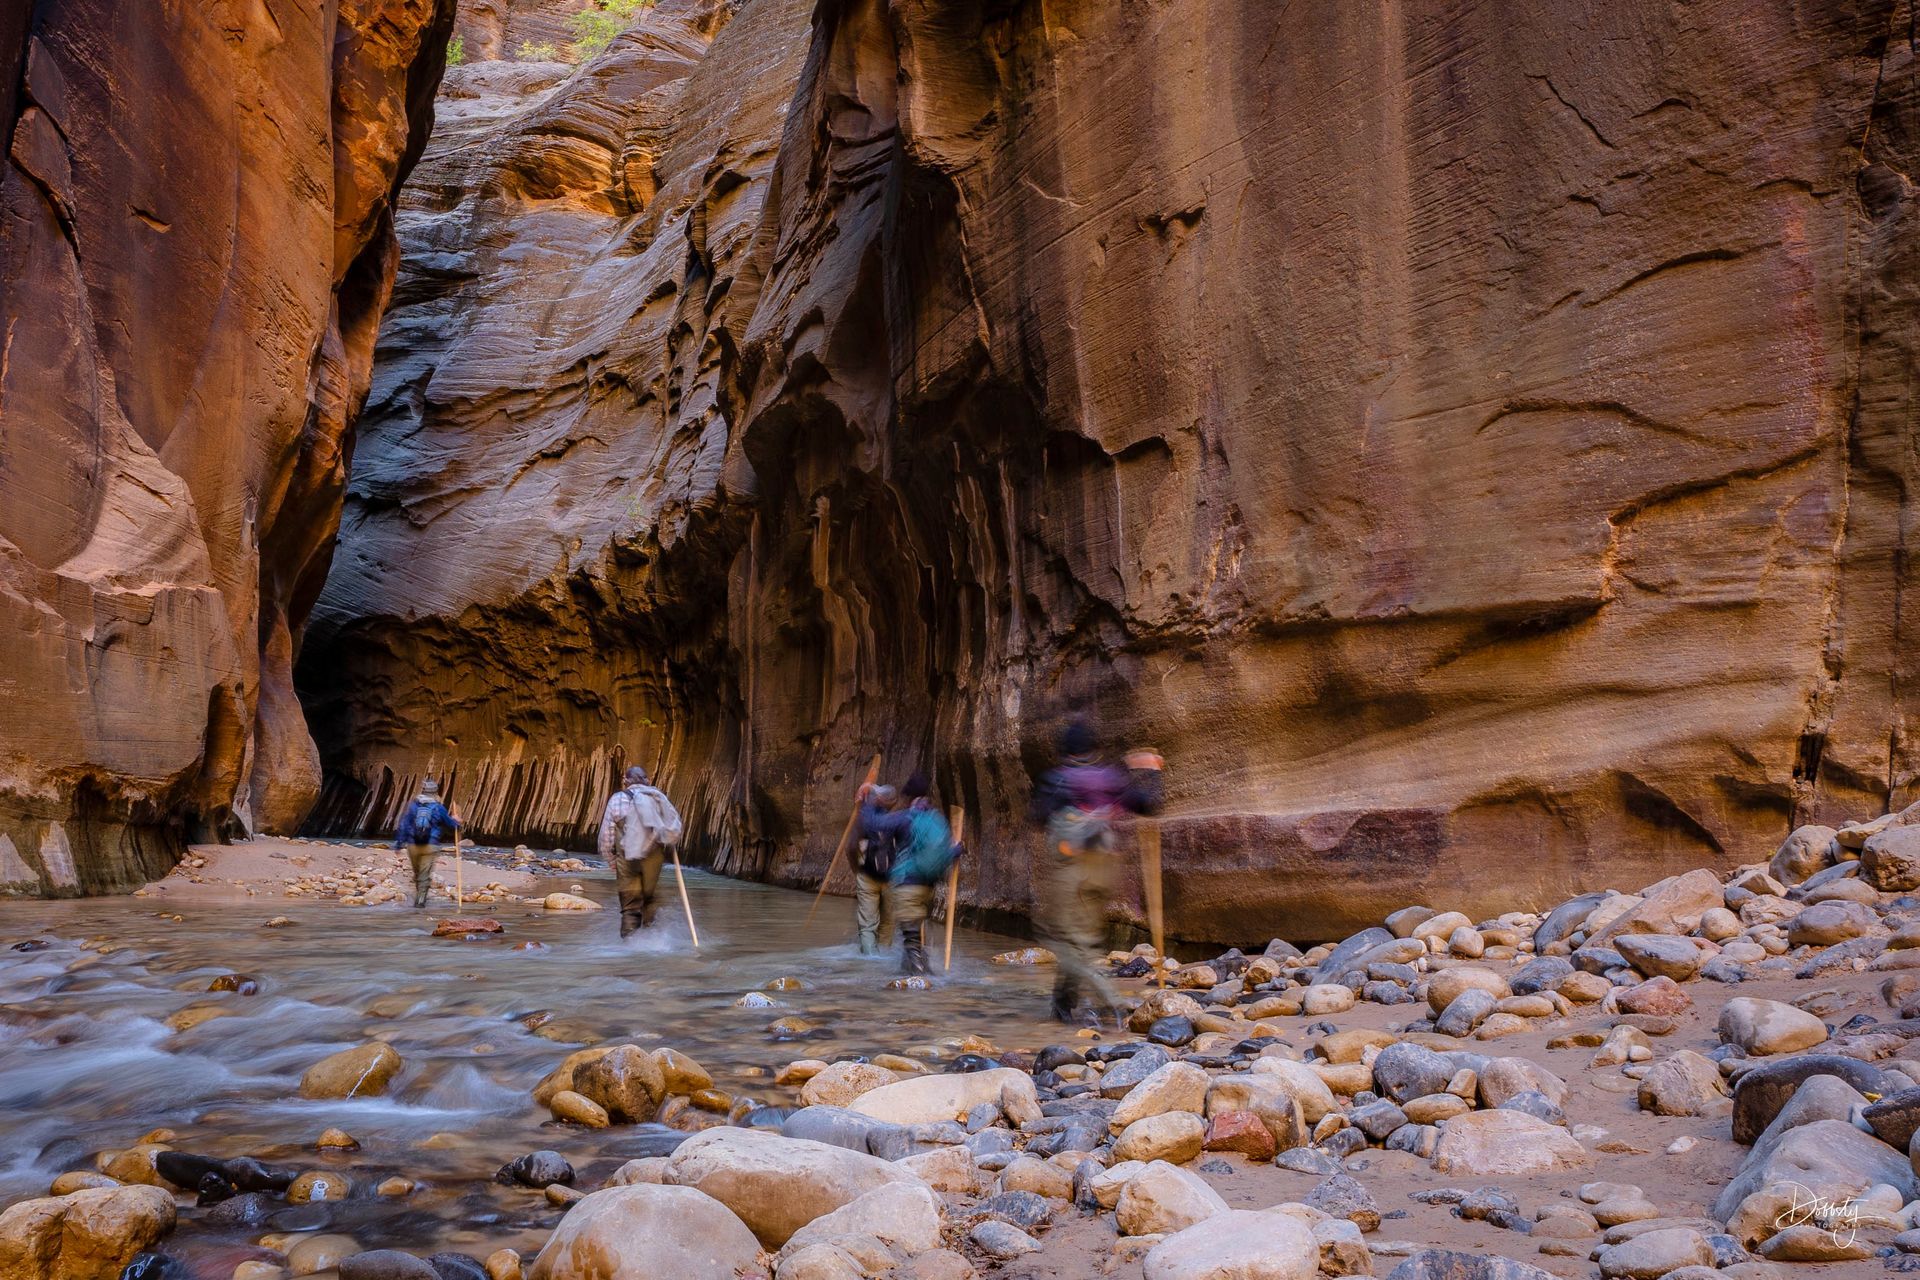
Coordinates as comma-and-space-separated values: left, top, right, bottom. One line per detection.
315, 0, 1920, 938
0, 0, 455, 892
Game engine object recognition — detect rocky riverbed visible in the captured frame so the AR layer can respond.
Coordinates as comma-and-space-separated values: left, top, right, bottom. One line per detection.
8, 811, 1920, 1279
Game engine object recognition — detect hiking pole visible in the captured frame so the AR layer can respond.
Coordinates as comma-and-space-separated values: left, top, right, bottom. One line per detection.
806, 753, 883, 926
943, 809, 965, 973
670, 845, 700, 948
1141, 818, 1165, 989
450, 801, 463, 911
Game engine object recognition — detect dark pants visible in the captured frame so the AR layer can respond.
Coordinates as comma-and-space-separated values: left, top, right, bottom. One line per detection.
406, 844, 437, 908
890, 881, 934, 975
615, 853, 664, 936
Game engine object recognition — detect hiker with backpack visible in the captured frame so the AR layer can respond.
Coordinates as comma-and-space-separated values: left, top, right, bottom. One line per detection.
596, 764, 686, 937
392, 777, 461, 909
1029, 720, 1164, 1022
852, 784, 905, 954
869, 773, 963, 975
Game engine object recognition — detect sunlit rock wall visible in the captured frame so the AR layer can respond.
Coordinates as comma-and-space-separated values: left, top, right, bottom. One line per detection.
308, 0, 1920, 942
0, 0, 455, 892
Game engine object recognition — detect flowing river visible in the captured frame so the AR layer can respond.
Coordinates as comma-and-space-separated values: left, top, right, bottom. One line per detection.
0, 852, 1073, 1274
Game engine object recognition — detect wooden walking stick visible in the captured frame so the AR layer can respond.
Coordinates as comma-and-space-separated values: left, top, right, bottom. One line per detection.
943, 809, 965, 973
670, 845, 700, 948
449, 801, 463, 911
806, 753, 883, 926
1140, 818, 1165, 989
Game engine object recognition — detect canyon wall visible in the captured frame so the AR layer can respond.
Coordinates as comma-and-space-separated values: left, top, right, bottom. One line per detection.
310, 0, 1920, 943
0, 0, 455, 892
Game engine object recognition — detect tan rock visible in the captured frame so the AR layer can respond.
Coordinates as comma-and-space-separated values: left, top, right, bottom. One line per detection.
0, 1186, 176, 1280
800, 1061, 899, 1109
1431, 1110, 1588, 1176
526, 1184, 762, 1280
298, 1043, 402, 1099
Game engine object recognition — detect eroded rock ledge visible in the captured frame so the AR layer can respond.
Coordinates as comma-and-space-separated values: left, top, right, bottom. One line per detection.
305, 0, 1920, 941
0, 0, 456, 892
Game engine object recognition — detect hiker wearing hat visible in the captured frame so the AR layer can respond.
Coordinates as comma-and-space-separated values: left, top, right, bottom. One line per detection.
883, 773, 963, 976
392, 777, 461, 909
1029, 720, 1164, 1021
596, 764, 685, 936
852, 783, 905, 954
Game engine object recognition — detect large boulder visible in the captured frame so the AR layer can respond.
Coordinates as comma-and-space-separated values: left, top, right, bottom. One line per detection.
526, 1184, 762, 1280
1477, 1058, 1568, 1110
1430, 1110, 1587, 1176
1371, 1042, 1456, 1104
299, 1043, 402, 1099
1637, 1050, 1730, 1117
1716, 998, 1827, 1056
1770, 825, 1838, 885
1142, 1209, 1318, 1280
574, 1045, 666, 1123
1424, 967, 1510, 1014
1711, 1118, 1917, 1223
1785, 900, 1883, 947
775, 1182, 942, 1265
1863, 826, 1920, 892
1588, 869, 1723, 945
850, 1067, 1039, 1127
1115, 1161, 1229, 1236
1203, 1076, 1307, 1151
1613, 935, 1706, 982
662, 1127, 924, 1247
1731, 1055, 1897, 1143
1110, 1062, 1211, 1132
1248, 1057, 1339, 1123
800, 1062, 899, 1109
0, 1186, 176, 1280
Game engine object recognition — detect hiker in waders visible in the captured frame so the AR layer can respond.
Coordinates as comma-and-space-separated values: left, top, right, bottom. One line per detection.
853, 784, 905, 954
1029, 720, 1164, 1022
596, 765, 685, 937
885, 774, 963, 975
392, 777, 460, 909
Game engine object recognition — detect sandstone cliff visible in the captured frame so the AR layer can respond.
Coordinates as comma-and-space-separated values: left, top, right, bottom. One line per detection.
308, 0, 1917, 941
0, 0, 455, 892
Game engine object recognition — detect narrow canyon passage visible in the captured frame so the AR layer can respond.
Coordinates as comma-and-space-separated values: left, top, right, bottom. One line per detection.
8, 1, 1920, 1279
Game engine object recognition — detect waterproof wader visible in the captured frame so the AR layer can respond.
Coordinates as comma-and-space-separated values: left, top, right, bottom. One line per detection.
407, 843, 437, 908
615, 851, 665, 936
855, 870, 894, 955
890, 882, 935, 974
1037, 812, 1121, 1019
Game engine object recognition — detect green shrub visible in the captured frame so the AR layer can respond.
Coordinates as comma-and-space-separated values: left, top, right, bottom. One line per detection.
517, 40, 562, 61
568, 0, 654, 58
446, 34, 465, 66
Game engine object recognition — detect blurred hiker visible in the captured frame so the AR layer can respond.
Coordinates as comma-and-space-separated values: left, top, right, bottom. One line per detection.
884, 773, 963, 975
853, 783, 904, 954
1029, 720, 1164, 1022
392, 777, 460, 909
596, 765, 685, 937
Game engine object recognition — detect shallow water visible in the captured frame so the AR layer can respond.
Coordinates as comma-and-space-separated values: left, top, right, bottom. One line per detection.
0, 855, 1072, 1270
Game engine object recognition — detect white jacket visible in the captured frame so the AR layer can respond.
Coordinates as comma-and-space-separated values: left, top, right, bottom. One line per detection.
597, 784, 684, 862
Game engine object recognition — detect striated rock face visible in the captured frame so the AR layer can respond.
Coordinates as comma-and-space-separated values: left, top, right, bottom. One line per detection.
0, 0, 455, 891
308, 0, 1920, 942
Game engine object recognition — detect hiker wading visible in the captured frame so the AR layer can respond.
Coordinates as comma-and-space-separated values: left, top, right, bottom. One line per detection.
392, 778, 460, 909
596, 765, 685, 936
1030, 721, 1164, 1022
853, 784, 904, 955
871, 773, 962, 975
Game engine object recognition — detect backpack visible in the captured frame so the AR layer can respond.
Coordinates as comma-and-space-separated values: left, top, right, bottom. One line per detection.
892, 808, 958, 885
407, 799, 443, 844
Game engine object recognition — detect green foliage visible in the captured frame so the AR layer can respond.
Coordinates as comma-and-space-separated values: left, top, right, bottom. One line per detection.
446, 34, 465, 66
517, 40, 562, 61
568, 0, 655, 58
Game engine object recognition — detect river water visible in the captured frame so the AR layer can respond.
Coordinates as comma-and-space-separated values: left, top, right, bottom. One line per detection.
0, 855, 1073, 1272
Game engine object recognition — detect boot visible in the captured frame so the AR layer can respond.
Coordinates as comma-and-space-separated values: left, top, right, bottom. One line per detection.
901, 925, 929, 976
